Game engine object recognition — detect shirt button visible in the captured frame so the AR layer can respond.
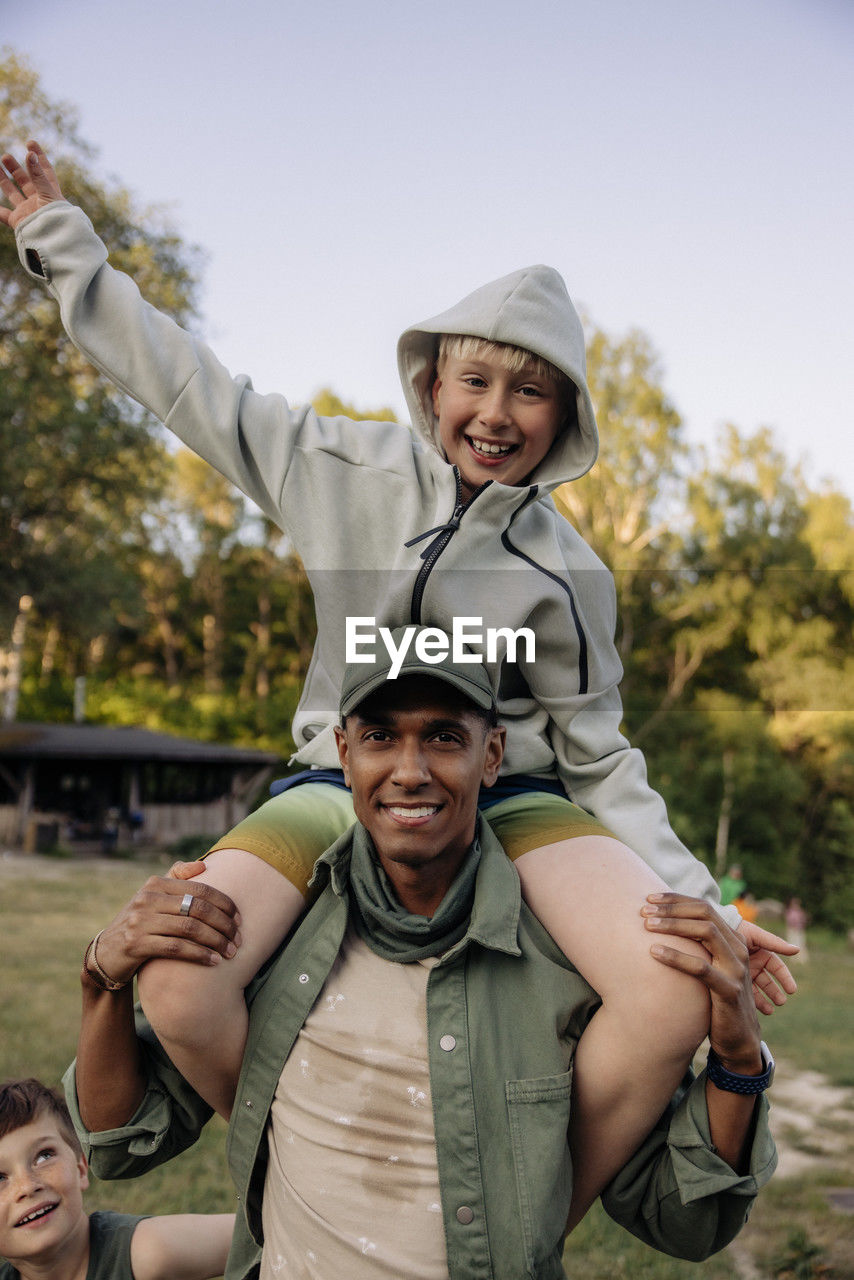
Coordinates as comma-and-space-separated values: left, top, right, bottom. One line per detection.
298, 973, 309, 984
456, 1206, 474, 1225
245, 1099, 254, 1110
439, 1034, 456, 1052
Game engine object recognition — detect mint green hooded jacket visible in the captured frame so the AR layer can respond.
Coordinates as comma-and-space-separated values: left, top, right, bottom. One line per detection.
16, 203, 730, 917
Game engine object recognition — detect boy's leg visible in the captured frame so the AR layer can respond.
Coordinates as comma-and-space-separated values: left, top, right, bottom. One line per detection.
486, 799, 710, 1228
137, 784, 355, 1119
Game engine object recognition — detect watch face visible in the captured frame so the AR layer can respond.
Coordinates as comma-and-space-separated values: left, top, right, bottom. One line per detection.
760, 1041, 775, 1086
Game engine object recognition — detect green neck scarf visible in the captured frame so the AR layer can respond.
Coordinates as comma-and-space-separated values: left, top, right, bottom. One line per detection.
347, 823, 481, 962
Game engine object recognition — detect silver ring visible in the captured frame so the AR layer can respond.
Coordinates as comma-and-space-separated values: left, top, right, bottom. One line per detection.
179, 892, 194, 917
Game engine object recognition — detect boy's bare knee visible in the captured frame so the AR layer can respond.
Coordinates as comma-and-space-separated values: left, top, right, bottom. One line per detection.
137, 958, 215, 1051
609, 943, 711, 1060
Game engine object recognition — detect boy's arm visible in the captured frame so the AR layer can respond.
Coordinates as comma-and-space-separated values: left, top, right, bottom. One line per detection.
76, 865, 241, 1131
5, 143, 400, 531
130, 1214, 236, 1280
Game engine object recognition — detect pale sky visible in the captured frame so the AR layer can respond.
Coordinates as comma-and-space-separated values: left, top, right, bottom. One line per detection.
5, 0, 853, 497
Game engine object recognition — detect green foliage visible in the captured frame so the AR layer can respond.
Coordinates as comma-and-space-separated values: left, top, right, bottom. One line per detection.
768, 1227, 826, 1280
168, 833, 225, 862
311, 387, 397, 422
0, 49, 201, 644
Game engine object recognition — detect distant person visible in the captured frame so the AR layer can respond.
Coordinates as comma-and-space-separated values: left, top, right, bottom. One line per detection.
719, 864, 747, 907
733, 891, 758, 924
1, 142, 796, 1218
0, 1078, 234, 1280
785, 897, 809, 962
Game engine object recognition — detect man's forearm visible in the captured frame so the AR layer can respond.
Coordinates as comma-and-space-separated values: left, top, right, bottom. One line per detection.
705, 1061, 762, 1173
76, 967, 148, 1130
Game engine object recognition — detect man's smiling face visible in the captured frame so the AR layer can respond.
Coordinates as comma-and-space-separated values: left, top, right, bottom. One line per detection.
0, 1116, 89, 1270
431, 351, 567, 498
335, 675, 504, 915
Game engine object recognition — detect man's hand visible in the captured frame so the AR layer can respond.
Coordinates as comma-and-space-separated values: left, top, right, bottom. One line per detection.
642, 893, 762, 1071
0, 141, 65, 229
736, 918, 798, 1014
91, 863, 243, 989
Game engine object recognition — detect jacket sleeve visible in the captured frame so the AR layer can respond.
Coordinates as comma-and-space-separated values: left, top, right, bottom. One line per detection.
600, 1070, 777, 1260
14, 201, 410, 535
527, 541, 739, 925
62, 1009, 213, 1180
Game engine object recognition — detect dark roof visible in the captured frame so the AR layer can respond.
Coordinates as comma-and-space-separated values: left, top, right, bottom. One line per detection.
0, 722, 280, 766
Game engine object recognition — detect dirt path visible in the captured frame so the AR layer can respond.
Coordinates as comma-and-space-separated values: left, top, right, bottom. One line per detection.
770, 1062, 854, 1180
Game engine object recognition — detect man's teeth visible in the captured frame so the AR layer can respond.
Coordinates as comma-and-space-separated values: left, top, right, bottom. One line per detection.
17, 1206, 55, 1226
388, 806, 437, 818
469, 438, 514, 456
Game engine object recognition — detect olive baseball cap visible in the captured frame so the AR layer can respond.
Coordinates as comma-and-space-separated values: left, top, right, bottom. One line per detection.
339, 626, 497, 719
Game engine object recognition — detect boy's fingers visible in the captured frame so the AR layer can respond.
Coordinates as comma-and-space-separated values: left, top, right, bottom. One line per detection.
167, 858, 208, 881
752, 986, 776, 1016
752, 965, 789, 1005
755, 951, 798, 993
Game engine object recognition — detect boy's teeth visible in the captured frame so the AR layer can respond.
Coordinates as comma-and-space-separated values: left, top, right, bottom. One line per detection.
18, 1206, 55, 1226
470, 438, 513, 456
388, 806, 437, 818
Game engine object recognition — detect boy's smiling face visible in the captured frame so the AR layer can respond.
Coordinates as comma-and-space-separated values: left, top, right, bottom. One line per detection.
431, 351, 568, 498
0, 1116, 89, 1270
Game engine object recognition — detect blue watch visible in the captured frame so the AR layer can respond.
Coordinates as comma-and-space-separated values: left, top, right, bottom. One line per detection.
706, 1041, 775, 1094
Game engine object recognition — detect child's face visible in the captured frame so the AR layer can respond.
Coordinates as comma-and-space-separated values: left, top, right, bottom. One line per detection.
0, 1116, 89, 1269
431, 352, 567, 497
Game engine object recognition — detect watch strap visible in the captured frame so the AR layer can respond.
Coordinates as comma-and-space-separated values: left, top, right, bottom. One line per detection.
706, 1041, 774, 1094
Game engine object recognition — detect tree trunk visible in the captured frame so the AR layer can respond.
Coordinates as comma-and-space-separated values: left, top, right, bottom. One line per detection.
714, 748, 735, 878
2, 594, 33, 723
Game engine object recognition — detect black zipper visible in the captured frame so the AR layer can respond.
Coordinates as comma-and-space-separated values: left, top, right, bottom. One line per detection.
500, 488, 589, 695
407, 470, 491, 623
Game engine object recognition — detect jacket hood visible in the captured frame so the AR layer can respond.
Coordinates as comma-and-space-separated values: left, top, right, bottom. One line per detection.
397, 265, 599, 489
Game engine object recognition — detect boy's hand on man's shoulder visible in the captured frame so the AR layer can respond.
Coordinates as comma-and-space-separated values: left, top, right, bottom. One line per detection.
0, 140, 65, 229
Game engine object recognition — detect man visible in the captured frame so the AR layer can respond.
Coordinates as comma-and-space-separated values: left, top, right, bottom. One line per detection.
67, 633, 776, 1279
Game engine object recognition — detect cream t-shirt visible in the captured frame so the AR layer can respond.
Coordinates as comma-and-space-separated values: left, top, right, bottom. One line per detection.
260, 924, 448, 1278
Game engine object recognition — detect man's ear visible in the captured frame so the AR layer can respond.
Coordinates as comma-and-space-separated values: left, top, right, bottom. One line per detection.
334, 725, 351, 787
481, 726, 505, 789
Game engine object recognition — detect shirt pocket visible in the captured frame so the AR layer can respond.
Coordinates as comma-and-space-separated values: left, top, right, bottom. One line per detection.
506, 1068, 573, 1274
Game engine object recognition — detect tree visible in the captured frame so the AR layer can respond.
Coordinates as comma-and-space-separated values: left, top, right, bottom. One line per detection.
0, 49, 202, 705
553, 323, 686, 665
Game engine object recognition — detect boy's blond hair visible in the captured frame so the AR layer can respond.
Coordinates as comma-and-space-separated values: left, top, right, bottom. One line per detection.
436, 334, 571, 390
0, 1078, 84, 1156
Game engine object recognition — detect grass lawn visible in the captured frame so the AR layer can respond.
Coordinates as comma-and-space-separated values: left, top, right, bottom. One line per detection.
1, 858, 852, 1276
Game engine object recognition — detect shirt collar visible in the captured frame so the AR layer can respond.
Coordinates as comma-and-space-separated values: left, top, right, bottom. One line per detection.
312, 814, 521, 958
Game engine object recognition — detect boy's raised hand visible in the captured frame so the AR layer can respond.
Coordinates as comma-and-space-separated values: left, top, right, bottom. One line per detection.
734, 918, 798, 1014
0, 140, 65, 229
